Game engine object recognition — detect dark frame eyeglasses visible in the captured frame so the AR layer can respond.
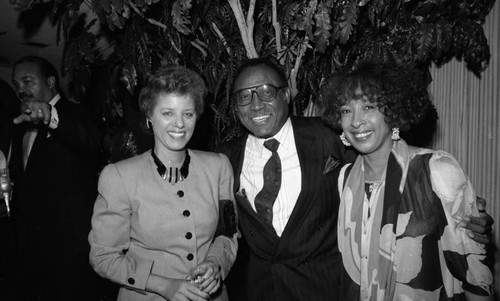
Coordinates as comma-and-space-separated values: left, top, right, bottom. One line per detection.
233, 84, 286, 106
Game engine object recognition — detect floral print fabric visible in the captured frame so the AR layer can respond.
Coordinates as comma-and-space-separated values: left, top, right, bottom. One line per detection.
337, 140, 493, 300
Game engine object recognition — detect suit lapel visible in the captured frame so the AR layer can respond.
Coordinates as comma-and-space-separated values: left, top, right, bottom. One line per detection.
227, 135, 246, 194
9, 125, 26, 177
24, 127, 47, 171
235, 191, 279, 244
277, 117, 321, 253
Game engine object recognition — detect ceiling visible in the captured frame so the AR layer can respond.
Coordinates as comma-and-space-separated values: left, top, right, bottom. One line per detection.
0, 1, 63, 83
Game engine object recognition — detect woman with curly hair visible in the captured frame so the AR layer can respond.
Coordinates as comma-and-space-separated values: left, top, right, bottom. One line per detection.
319, 62, 493, 300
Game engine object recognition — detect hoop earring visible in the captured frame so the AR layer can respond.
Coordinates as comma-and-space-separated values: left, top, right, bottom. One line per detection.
340, 132, 351, 147
391, 128, 400, 141
146, 119, 152, 130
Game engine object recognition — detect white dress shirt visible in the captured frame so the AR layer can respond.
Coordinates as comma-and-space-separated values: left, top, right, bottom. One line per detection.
240, 118, 301, 236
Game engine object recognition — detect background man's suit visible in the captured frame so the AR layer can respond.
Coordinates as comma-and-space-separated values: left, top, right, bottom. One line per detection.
220, 116, 355, 301
9, 97, 103, 300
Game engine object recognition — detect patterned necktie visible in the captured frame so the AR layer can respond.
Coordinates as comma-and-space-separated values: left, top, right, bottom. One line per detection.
254, 138, 281, 227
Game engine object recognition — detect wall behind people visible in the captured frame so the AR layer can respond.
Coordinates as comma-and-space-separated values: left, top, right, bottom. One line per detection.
428, 0, 499, 294
0, 1, 64, 83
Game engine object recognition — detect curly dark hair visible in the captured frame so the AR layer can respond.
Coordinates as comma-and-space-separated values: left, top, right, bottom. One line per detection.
319, 61, 437, 134
138, 65, 207, 119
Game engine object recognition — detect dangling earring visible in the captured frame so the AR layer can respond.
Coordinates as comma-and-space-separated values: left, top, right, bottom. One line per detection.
391, 128, 400, 141
146, 119, 152, 130
340, 132, 351, 147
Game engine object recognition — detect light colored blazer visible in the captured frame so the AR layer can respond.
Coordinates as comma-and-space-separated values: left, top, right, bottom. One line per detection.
89, 149, 238, 301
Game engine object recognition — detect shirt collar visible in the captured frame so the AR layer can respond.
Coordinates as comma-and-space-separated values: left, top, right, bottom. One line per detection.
248, 117, 293, 154
48, 93, 61, 106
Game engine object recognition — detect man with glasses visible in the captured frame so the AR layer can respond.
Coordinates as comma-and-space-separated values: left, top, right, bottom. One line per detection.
218, 57, 355, 300
218, 58, 493, 301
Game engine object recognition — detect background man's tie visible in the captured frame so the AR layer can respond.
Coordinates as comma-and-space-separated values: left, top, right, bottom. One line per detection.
254, 138, 281, 227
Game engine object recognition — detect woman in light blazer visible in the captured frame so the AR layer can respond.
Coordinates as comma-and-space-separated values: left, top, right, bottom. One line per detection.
89, 66, 238, 301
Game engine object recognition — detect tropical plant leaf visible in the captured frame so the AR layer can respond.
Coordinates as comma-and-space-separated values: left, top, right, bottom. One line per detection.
94, 0, 112, 14
11, 0, 37, 11
304, 0, 318, 39
462, 21, 491, 76
313, 2, 332, 53
333, 0, 358, 44
413, 0, 438, 21
106, 7, 125, 30
112, 0, 123, 13
62, 29, 97, 99
432, 20, 452, 59
285, 2, 306, 31
415, 23, 434, 61
172, 0, 193, 35
359, 0, 371, 6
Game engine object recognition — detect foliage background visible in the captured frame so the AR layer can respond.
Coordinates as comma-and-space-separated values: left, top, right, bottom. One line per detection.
10, 0, 496, 150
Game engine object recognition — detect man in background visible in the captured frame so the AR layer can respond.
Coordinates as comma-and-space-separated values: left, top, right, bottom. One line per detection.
8, 56, 103, 300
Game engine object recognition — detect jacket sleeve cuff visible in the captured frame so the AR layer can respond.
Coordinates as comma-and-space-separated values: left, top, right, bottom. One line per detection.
123, 257, 155, 293
206, 235, 238, 280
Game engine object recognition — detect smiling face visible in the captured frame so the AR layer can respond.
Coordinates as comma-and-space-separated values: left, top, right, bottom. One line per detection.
12, 62, 55, 103
233, 64, 290, 138
149, 93, 197, 158
340, 97, 393, 157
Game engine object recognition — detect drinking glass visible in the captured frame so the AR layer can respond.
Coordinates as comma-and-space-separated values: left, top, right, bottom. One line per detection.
0, 168, 12, 217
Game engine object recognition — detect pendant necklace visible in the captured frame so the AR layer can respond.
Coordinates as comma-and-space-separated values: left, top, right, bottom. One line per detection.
151, 149, 190, 184
365, 180, 383, 199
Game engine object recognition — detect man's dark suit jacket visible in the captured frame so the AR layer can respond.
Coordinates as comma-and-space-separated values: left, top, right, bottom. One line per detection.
219, 116, 356, 301
0, 79, 19, 156
8, 97, 103, 300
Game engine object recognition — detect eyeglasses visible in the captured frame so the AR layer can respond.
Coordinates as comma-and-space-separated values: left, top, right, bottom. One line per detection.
233, 84, 286, 106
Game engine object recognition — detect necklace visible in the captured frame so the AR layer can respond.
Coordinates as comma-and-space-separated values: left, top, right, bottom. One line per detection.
365, 180, 383, 199
151, 149, 190, 184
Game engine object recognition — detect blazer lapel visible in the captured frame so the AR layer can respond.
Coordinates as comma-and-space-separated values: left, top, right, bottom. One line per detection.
277, 118, 321, 252
235, 191, 279, 244
24, 127, 48, 172
227, 135, 247, 194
